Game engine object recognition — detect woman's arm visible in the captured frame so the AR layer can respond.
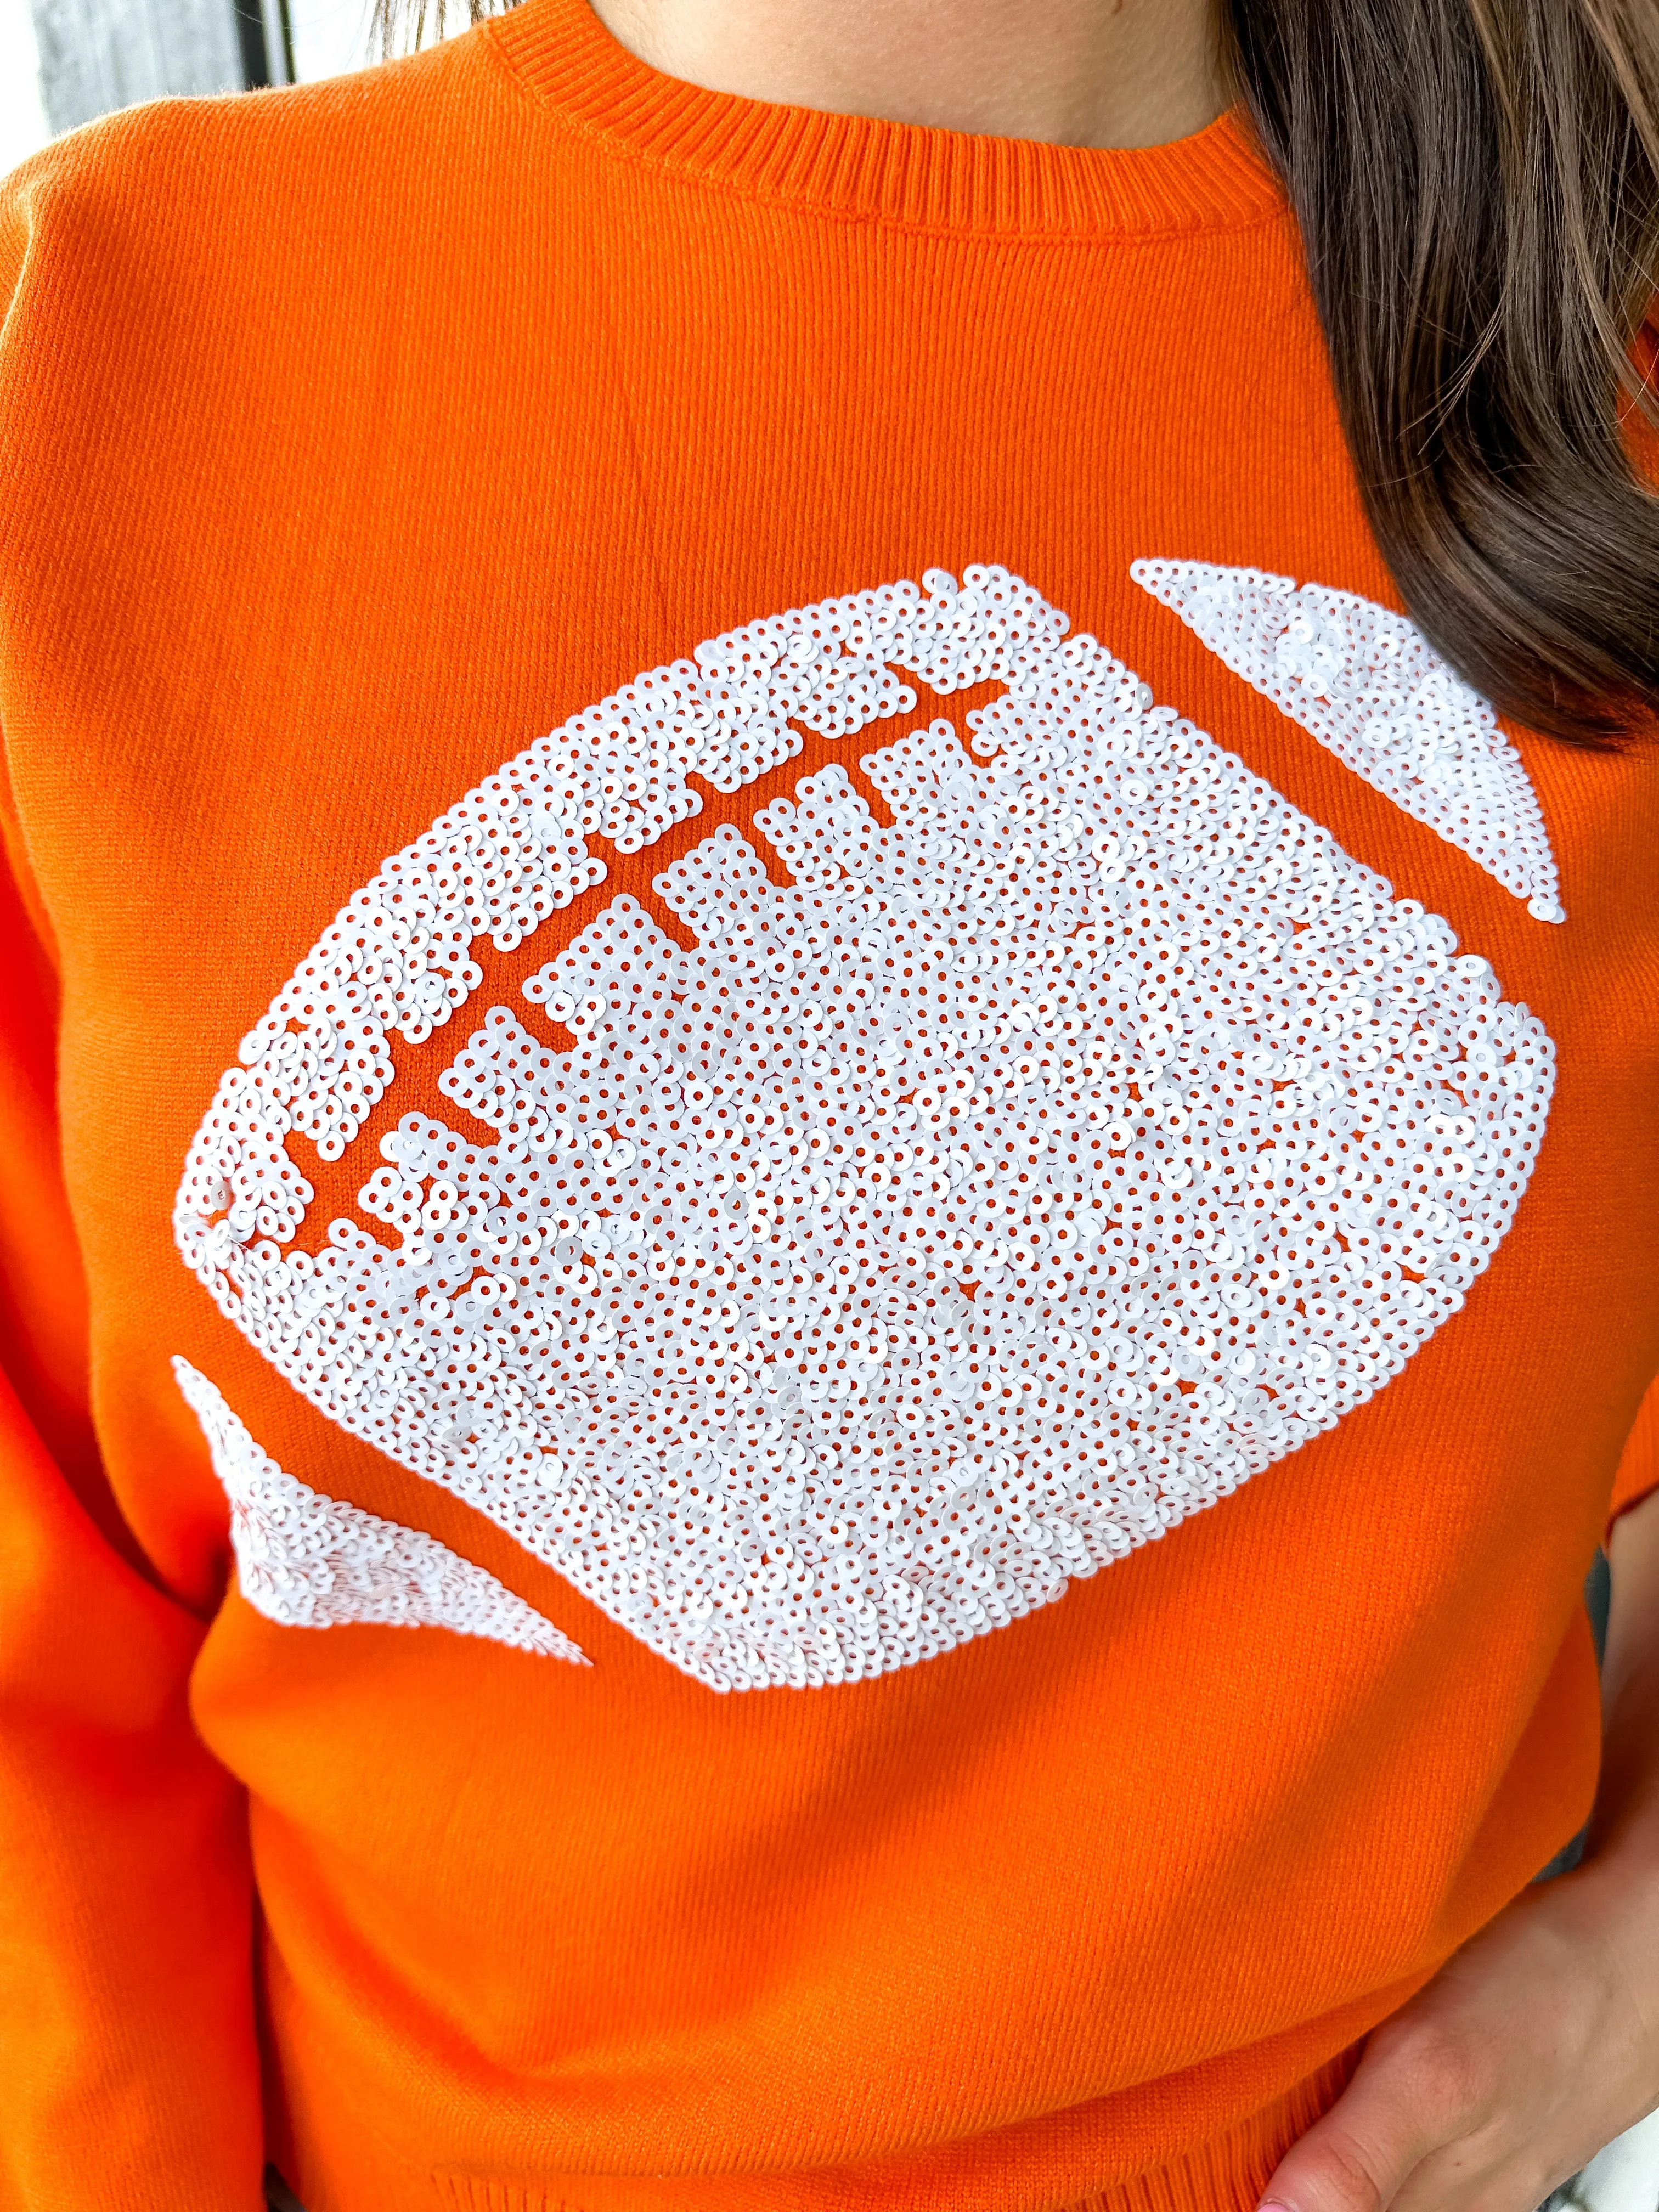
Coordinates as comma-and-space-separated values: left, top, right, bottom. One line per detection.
1259, 1489, 1659, 2212
1594, 1485, 1659, 1859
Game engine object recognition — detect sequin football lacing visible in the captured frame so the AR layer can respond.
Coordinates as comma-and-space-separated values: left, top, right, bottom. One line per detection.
174, 563, 1556, 1693
172, 1358, 586, 1659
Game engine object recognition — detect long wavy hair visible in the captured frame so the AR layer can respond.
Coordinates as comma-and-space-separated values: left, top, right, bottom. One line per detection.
376, 0, 1659, 746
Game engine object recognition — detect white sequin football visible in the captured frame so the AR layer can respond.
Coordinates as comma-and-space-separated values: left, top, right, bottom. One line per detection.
174, 565, 1557, 1690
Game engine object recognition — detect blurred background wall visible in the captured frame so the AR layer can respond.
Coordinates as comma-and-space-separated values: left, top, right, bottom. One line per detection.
0, 0, 410, 172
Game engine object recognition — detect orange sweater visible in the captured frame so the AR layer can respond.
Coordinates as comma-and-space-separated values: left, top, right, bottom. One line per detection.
2, 8, 1658, 2208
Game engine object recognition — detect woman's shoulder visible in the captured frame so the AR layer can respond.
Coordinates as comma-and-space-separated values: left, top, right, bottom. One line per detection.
0, 29, 542, 532
0, 33, 508, 364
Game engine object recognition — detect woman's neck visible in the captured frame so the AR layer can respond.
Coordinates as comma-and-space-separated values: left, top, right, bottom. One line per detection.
583, 0, 1224, 149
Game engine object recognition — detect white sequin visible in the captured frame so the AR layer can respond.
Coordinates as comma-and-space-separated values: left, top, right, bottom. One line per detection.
174, 565, 1556, 1692
172, 1357, 586, 1660
1131, 560, 1566, 923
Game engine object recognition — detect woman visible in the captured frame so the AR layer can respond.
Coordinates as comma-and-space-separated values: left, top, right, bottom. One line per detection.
1, 0, 1656, 2205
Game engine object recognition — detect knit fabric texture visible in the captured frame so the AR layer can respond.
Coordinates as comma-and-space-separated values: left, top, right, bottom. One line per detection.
2, 2, 1657, 2205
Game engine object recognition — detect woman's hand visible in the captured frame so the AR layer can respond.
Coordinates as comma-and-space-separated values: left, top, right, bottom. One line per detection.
1258, 1854, 1658, 2212
1261, 1490, 1659, 2212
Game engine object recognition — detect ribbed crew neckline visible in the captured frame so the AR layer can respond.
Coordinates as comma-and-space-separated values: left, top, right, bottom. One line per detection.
489, 0, 1288, 239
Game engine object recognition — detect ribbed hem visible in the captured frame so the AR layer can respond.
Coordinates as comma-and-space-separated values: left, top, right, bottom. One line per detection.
487, 0, 1286, 239
422, 2049, 1362, 2212
1060, 2049, 1361, 2212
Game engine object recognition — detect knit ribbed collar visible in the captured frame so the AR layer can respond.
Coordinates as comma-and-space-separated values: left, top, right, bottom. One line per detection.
489, 0, 1288, 239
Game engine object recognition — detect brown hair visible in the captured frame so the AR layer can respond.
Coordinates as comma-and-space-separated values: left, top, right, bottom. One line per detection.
1221, 0, 1659, 742
378, 0, 1659, 744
